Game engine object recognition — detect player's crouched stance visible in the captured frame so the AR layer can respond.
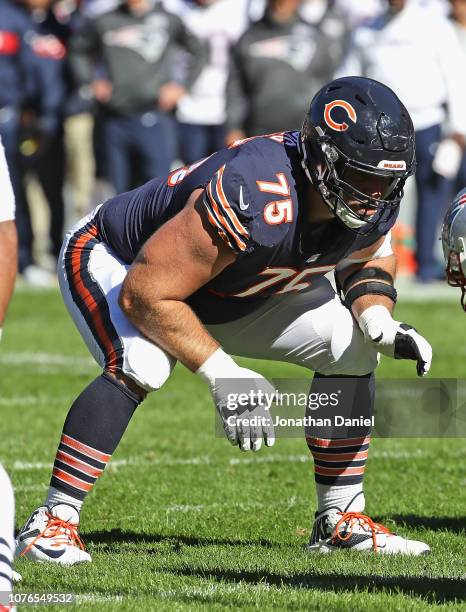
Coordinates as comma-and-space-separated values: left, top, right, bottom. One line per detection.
17, 77, 432, 563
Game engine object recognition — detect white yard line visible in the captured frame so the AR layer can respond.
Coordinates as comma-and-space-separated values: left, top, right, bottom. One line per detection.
166, 498, 298, 512
75, 594, 124, 604
14, 484, 47, 492
0, 352, 95, 367
156, 584, 272, 597
10, 450, 432, 473
0, 396, 70, 406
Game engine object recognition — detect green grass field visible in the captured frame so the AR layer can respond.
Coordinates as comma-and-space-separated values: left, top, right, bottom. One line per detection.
1, 288, 465, 611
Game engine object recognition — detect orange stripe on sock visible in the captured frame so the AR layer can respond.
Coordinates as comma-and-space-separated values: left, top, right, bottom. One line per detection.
52, 468, 93, 492
56, 450, 103, 478
61, 434, 111, 464
311, 450, 369, 462
307, 436, 371, 449
314, 465, 366, 477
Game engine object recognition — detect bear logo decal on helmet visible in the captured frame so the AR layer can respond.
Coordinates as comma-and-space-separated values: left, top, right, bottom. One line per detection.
323, 100, 357, 132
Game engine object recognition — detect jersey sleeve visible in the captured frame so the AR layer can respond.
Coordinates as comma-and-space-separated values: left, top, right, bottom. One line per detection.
0, 137, 15, 222
201, 149, 292, 255
201, 162, 254, 255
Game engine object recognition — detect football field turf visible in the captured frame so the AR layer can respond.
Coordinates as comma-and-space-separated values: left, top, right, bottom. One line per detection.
1, 288, 465, 611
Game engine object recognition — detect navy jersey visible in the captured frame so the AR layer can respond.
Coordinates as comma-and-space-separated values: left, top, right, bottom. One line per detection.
96, 131, 397, 324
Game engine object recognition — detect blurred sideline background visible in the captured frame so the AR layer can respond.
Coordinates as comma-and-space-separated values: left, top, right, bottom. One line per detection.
2, 0, 464, 298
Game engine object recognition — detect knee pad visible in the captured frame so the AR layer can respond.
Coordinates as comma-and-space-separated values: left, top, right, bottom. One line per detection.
124, 336, 176, 392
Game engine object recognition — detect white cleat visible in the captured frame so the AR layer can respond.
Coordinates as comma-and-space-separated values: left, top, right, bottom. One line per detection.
307, 505, 430, 556
15, 504, 91, 565
12, 571, 21, 582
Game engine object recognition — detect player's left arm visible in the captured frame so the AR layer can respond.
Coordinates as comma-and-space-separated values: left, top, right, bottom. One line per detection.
336, 233, 432, 376
0, 135, 17, 343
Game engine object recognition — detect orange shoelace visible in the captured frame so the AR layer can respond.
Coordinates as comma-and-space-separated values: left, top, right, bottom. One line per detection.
20, 513, 85, 557
332, 511, 393, 553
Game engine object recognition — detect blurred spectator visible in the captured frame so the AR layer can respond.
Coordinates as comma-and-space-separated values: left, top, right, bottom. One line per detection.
19, 0, 70, 279
0, 0, 31, 277
337, 0, 466, 283
333, 0, 384, 27
69, 0, 208, 194
57, 0, 97, 223
169, 0, 249, 165
0, 0, 63, 285
449, 0, 466, 195
81, 0, 119, 18
225, 0, 331, 143
299, 1, 350, 85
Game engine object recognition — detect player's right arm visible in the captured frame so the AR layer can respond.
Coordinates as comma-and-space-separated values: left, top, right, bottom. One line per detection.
120, 188, 234, 371
119, 187, 275, 451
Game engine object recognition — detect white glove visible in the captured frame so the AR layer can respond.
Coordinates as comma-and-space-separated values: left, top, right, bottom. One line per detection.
358, 305, 432, 377
197, 348, 276, 451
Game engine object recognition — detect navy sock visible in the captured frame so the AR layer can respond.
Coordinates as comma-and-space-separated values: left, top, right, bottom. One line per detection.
49, 373, 141, 501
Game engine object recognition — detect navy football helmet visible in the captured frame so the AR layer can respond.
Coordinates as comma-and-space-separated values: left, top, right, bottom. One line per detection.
300, 76, 415, 234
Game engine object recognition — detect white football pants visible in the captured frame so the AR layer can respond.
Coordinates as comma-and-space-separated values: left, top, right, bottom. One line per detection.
0, 464, 14, 600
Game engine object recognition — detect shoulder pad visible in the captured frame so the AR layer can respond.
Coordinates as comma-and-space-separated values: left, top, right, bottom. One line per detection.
201, 139, 295, 254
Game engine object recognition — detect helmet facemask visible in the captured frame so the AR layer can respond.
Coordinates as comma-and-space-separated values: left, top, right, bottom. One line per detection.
300, 121, 411, 235
445, 251, 466, 311
442, 201, 466, 310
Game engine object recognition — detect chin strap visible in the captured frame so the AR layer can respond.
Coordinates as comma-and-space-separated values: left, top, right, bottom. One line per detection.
445, 252, 466, 311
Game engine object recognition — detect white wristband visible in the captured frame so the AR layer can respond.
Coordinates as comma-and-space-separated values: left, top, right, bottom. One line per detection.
196, 348, 238, 385
0, 328, 2, 343
358, 305, 394, 342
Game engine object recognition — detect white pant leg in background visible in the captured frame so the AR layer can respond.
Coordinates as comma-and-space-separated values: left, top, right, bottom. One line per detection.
0, 464, 14, 599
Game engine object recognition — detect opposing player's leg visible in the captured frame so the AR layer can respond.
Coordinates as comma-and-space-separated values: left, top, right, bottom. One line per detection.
0, 464, 15, 611
209, 277, 429, 555
17, 217, 176, 565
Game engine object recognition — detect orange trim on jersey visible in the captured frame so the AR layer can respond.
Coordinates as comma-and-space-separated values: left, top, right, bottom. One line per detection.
228, 132, 285, 148
204, 206, 233, 249
52, 468, 93, 492
61, 434, 111, 464
314, 465, 366, 476
216, 165, 249, 238
70, 226, 119, 372
206, 180, 247, 251
307, 436, 370, 449
56, 450, 104, 478
311, 450, 369, 462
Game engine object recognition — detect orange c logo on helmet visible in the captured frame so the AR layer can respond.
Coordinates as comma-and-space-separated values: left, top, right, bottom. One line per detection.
324, 100, 357, 132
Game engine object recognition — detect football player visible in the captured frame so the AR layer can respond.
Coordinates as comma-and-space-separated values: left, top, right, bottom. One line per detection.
442, 188, 466, 309
17, 77, 432, 563
0, 135, 19, 611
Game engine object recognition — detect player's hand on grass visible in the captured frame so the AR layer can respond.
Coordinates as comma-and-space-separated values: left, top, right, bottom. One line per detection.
358, 305, 432, 376
197, 349, 276, 451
